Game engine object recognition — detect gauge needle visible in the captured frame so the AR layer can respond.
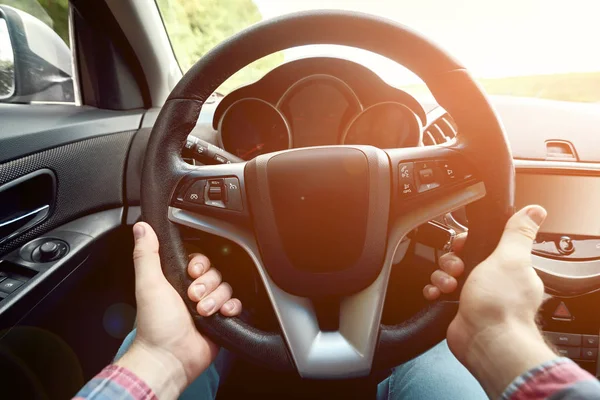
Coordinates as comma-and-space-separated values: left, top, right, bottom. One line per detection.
240, 143, 265, 159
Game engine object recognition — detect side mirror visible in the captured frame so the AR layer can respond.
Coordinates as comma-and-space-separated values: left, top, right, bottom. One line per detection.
0, 5, 74, 103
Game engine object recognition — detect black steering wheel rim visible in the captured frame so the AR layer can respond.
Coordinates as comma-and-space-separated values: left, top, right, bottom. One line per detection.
141, 10, 514, 377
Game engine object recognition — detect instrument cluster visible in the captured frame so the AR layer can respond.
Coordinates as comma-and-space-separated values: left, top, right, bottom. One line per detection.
212, 58, 426, 160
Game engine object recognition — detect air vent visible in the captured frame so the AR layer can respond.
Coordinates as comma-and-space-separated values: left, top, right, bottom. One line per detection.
423, 114, 458, 146
545, 140, 578, 161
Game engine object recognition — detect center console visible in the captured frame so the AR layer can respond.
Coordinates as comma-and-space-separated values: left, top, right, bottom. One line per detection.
515, 167, 600, 376
541, 294, 600, 376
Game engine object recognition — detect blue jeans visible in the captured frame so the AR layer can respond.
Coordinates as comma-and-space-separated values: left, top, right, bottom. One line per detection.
116, 330, 485, 399
376, 340, 486, 399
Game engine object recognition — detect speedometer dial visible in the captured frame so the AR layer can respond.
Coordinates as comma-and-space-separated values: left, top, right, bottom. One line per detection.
219, 98, 291, 160
342, 102, 421, 148
277, 74, 362, 148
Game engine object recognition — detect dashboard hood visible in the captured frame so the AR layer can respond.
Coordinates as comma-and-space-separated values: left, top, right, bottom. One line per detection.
421, 96, 600, 163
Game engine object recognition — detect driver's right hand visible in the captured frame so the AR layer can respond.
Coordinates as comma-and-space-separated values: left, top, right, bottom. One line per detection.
422, 206, 556, 398
423, 232, 468, 301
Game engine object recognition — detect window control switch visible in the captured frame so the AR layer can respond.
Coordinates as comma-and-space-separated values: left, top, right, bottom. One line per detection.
0, 278, 23, 294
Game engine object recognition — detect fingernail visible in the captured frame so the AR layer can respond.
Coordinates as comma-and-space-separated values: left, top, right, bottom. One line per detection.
133, 224, 145, 239
223, 302, 234, 312
192, 263, 205, 276
526, 206, 547, 226
201, 298, 216, 313
428, 286, 437, 296
193, 284, 205, 299
441, 276, 450, 286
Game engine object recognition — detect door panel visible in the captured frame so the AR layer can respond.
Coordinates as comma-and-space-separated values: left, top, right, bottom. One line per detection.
0, 126, 137, 255
0, 104, 145, 396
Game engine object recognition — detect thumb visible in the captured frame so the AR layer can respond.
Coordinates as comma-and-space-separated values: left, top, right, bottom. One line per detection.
132, 222, 165, 285
493, 205, 547, 262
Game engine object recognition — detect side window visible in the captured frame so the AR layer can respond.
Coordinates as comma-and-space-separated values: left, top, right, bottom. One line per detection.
0, 0, 75, 104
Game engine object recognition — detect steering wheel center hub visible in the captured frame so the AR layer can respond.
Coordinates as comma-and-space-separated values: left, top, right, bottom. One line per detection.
245, 146, 391, 297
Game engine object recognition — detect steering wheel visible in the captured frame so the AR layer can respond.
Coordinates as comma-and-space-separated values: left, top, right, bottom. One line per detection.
141, 11, 514, 379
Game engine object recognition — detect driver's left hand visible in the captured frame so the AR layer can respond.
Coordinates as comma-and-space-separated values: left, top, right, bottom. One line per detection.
115, 222, 242, 399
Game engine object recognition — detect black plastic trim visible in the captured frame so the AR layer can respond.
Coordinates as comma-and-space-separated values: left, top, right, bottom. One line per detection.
0, 104, 142, 163
70, 0, 151, 109
0, 208, 122, 330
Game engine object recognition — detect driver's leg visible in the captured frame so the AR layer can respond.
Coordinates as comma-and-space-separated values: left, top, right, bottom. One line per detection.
376, 339, 486, 400
116, 328, 232, 400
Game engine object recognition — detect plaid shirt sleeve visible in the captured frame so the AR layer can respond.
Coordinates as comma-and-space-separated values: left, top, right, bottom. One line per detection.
501, 357, 600, 400
73, 365, 157, 400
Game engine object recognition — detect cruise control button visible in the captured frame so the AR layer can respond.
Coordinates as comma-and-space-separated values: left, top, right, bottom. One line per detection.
415, 161, 441, 193
545, 331, 581, 346
208, 186, 223, 200
414, 161, 435, 171
224, 178, 243, 211
582, 347, 598, 360
583, 335, 599, 348
437, 160, 457, 182
556, 346, 581, 359
418, 168, 435, 183
184, 181, 206, 204
398, 163, 416, 197
418, 182, 441, 193
206, 179, 227, 203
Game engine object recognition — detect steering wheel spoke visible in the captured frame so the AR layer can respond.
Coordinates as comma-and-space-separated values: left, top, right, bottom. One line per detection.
168, 195, 410, 379
386, 145, 485, 220
170, 162, 252, 229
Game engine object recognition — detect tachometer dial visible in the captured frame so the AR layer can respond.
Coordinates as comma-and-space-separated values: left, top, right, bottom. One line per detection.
219, 98, 291, 160
342, 102, 421, 148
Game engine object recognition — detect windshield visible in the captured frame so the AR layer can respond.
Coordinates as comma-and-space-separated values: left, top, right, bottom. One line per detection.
156, 0, 600, 103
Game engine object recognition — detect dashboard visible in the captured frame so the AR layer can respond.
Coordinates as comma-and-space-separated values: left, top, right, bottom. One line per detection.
211, 58, 425, 160
177, 56, 600, 373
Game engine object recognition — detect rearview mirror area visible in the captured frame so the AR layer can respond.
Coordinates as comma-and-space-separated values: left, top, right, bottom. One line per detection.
0, 5, 74, 103
0, 18, 15, 100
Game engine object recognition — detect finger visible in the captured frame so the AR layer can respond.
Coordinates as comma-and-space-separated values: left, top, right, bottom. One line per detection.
431, 270, 458, 294
494, 205, 547, 263
451, 232, 468, 254
187, 268, 222, 302
132, 222, 164, 286
438, 252, 465, 278
423, 284, 441, 301
220, 298, 242, 317
188, 253, 211, 279
197, 283, 233, 316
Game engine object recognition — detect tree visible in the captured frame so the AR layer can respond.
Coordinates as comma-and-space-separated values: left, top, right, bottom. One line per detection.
2, 0, 283, 94
157, 0, 283, 93
0, 59, 14, 97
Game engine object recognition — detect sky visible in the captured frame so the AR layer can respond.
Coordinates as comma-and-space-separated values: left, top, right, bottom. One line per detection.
0, 19, 13, 63
253, 0, 600, 85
